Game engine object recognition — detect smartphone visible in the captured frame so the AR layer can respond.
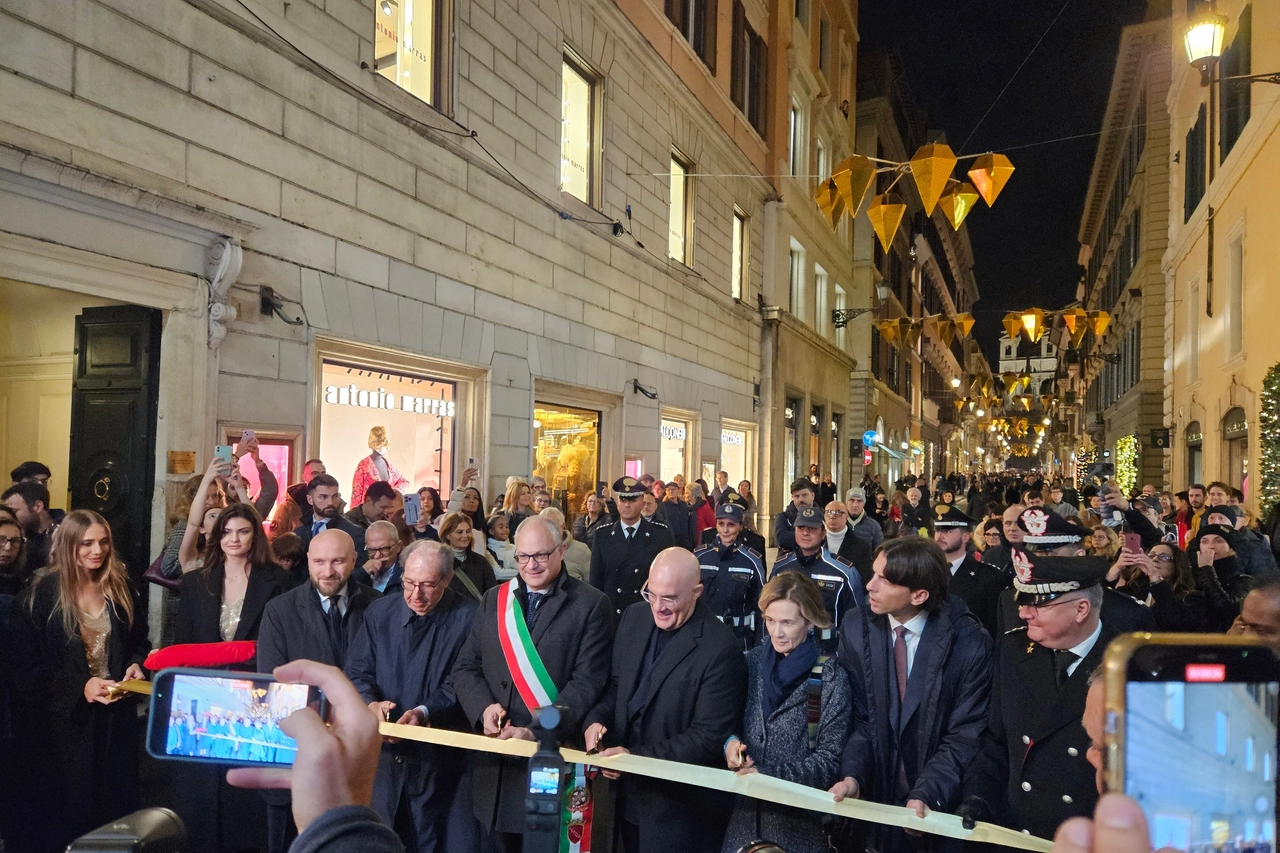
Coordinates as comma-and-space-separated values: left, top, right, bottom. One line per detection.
1104, 634, 1280, 849
403, 492, 422, 525
1123, 533, 1143, 555
147, 668, 324, 767
214, 445, 234, 467
241, 429, 257, 444
468, 457, 477, 467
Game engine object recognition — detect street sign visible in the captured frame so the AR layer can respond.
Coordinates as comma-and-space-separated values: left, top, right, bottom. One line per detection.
862, 430, 878, 448
1150, 428, 1171, 448
862, 450, 873, 466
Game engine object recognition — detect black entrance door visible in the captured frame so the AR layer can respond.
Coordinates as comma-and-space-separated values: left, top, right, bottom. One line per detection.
69, 306, 163, 614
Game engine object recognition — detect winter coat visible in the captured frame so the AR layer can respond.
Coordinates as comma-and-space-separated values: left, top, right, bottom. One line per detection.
720, 647, 852, 853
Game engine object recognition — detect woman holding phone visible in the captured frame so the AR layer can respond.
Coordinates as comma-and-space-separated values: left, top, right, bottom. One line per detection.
10, 510, 150, 852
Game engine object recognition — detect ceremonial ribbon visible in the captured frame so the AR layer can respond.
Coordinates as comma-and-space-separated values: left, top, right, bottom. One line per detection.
495, 579, 558, 711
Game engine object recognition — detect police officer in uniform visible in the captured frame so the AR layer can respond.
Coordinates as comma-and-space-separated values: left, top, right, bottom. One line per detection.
692, 502, 766, 651
770, 506, 863, 655
589, 476, 676, 618
957, 546, 1118, 840
933, 504, 1008, 638
697, 489, 766, 555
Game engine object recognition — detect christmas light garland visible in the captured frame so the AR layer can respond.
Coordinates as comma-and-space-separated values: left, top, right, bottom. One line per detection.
1260, 363, 1280, 507
1115, 434, 1139, 495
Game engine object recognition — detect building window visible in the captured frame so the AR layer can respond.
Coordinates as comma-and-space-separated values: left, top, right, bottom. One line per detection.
1220, 5, 1252, 161
560, 55, 600, 206
665, 0, 717, 70
731, 209, 747, 301
794, 0, 808, 30
789, 103, 805, 176
834, 284, 847, 350
669, 151, 693, 265
659, 416, 693, 483
815, 266, 828, 335
788, 241, 805, 320
1215, 710, 1229, 755
818, 14, 831, 76
815, 139, 829, 182
374, 0, 441, 105
1188, 279, 1200, 383
1184, 105, 1207, 222
1227, 235, 1244, 357
730, 1, 767, 134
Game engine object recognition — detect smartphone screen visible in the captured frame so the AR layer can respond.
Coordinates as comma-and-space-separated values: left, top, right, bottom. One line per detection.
1122, 645, 1280, 849
149, 669, 319, 766
528, 765, 561, 796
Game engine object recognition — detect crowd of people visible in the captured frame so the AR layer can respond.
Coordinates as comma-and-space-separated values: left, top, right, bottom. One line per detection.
1, 448, 1277, 853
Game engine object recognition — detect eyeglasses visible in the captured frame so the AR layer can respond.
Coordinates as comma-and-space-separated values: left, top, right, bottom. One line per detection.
0, 536, 23, 550
515, 550, 557, 565
1021, 596, 1080, 614
367, 545, 395, 556
402, 579, 438, 596
983, 530, 1001, 538
1147, 553, 1174, 563
641, 589, 681, 608
824, 510, 847, 518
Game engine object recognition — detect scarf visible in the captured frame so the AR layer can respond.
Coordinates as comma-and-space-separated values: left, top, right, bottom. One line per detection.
762, 635, 819, 720
451, 547, 469, 562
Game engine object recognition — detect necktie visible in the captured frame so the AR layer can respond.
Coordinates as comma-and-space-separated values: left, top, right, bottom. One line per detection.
1054, 650, 1079, 688
625, 527, 635, 542
526, 592, 544, 628
327, 595, 345, 664
312, 519, 326, 537
893, 625, 909, 702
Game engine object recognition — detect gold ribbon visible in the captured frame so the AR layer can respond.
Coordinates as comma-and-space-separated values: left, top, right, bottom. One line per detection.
108, 679, 153, 700
378, 722, 1052, 852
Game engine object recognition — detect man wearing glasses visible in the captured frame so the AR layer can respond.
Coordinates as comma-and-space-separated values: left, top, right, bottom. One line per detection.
453, 515, 613, 852
584, 547, 747, 853
957, 518, 1118, 840
345, 539, 479, 853
590, 477, 676, 618
351, 520, 404, 594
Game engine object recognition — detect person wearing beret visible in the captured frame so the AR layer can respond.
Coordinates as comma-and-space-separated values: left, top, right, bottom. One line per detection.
993, 509, 1156, 637
932, 505, 1008, 638
957, 543, 1119, 839
1188, 521, 1250, 632
771, 506, 863, 656
589, 476, 676, 619
692, 502, 766, 651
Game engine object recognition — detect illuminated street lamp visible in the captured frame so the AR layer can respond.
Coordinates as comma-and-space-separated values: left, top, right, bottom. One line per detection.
1183, 10, 1227, 83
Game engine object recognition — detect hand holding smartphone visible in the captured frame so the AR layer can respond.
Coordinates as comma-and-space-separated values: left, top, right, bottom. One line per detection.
403, 492, 422, 526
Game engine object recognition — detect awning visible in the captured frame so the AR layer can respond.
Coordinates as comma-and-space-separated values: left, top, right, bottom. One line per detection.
876, 443, 906, 460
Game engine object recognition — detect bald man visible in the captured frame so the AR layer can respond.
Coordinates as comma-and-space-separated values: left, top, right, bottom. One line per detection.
585, 547, 748, 853
257, 528, 379, 852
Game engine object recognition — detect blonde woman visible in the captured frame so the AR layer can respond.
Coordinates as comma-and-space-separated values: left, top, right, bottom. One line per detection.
11, 510, 151, 848
502, 478, 534, 533
1088, 524, 1121, 561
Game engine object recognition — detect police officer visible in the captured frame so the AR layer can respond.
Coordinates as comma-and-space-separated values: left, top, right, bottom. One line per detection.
958, 547, 1118, 839
933, 504, 1008, 638
697, 489, 766, 555
588, 476, 675, 618
692, 502, 766, 651
770, 505, 863, 655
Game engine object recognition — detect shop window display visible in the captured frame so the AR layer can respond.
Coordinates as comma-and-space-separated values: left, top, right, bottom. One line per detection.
533, 403, 600, 530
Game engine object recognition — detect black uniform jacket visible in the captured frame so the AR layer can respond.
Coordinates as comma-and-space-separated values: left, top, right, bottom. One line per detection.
588, 517, 675, 617
962, 621, 1120, 839
451, 570, 614, 833
585, 599, 748, 852
947, 553, 1009, 638
698, 525, 767, 557
995, 585, 1156, 636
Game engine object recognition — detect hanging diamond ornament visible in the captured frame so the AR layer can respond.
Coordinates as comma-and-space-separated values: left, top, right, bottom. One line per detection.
954, 313, 976, 338
1002, 312, 1023, 341
1019, 308, 1046, 344
1060, 307, 1089, 347
866, 194, 908, 252
813, 177, 838, 218
831, 156, 877, 217
909, 143, 958, 216
1088, 310, 1112, 338
937, 319, 956, 347
1002, 372, 1021, 394
967, 153, 1016, 206
938, 182, 980, 230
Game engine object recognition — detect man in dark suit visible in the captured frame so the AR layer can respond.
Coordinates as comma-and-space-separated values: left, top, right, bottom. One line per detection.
350, 520, 403, 595
256, 527, 378, 853
345, 539, 477, 853
590, 476, 675, 618
584, 547, 748, 853
294, 473, 366, 568
773, 477, 816, 552
822, 500, 875, 588
830, 538, 993, 851
452, 515, 614, 852
958, 546, 1118, 839
932, 505, 1008, 637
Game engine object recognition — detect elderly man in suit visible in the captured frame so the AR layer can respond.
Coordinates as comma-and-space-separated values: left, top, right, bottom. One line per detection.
256, 528, 379, 853
452, 515, 614, 852
293, 473, 366, 568
351, 520, 404, 595
584, 547, 748, 853
345, 540, 477, 853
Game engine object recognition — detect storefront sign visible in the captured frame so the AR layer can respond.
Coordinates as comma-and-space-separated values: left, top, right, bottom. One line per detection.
721, 431, 743, 446
1222, 408, 1248, 440
1185, 421, 1203, 446
325, 383, 456, 417
661, 424, 688, 440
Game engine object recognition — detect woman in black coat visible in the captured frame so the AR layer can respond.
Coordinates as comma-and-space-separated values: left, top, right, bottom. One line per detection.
172, 502, 289, 853
439, 510, 497, 602
9, 510, 150, 853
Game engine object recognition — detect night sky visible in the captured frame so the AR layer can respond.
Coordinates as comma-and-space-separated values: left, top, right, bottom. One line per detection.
859, 0, 1151, 364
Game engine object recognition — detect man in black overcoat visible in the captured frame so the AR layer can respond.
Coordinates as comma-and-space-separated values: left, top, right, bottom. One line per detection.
345, 539, 478, 853
584, 547, 748, 853
590, 476, 674, 618
452, 515, 614, 852
932, 505, 1008, 637
257, 528, 378, 852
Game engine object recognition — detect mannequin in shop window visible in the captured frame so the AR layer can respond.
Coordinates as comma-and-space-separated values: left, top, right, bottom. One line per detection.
350, 426, 409, 507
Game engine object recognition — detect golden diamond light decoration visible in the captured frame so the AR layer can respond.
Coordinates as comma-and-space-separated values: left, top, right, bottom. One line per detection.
967, 153, 1015, 206
867, 194, 908, 252
1088, 310, 1111, 338
1060, 307, 1089, 347
1002, 312, 1023, 341
831, 156, 876, 217
910, 143, 959, 216
1019, 308, 1046, 343
938, 182, 980, 230
954, 313, 975, 338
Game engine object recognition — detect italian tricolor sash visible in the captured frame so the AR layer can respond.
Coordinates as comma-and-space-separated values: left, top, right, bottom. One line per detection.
496, 579, 558, 711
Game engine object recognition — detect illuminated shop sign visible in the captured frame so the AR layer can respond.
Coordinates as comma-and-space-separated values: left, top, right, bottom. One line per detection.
325, 383, 456, 417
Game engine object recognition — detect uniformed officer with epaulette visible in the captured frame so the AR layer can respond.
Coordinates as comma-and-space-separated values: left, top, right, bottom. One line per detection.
933, 504, 1008, 637
692, 501, 765, 651
697, 489, 767, 555
588, 476, 676, 619
957, 547, 1118, 840
770, 505, 863, 655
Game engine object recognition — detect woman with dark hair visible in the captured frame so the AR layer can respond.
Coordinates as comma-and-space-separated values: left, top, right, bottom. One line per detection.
10, 510, 150, 852
573, 492, 613, 547
409, 486, 444, 542
1109, 543, 1210, 632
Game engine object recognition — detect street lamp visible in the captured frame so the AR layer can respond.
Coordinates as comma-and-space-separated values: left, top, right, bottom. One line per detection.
1183, 11, 1227, 84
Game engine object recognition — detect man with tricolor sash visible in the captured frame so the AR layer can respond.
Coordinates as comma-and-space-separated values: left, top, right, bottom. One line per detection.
452, 515, 614, 852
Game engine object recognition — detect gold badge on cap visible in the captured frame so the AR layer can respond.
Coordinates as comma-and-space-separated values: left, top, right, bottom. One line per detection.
936, 505, 949, 519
